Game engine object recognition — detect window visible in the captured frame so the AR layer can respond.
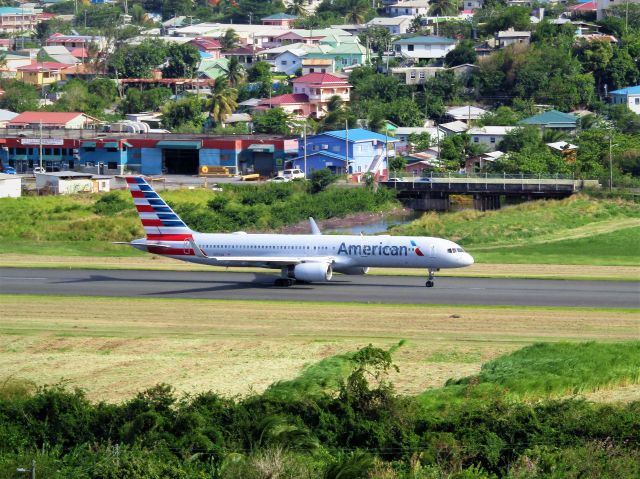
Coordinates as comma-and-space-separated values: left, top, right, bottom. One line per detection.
84, 146, 95, 152
408, 44, 414, 51
410, 71, 416, 79
419, 72, 425, 79
635, 98, 639, 105
16, 147, 26, 155
331, 145, 340, 152
108, 162, 117, 170
341, 58, 348, 65
490, 137, 496, 143
473, 137, 479, 143
281, 60, 287, 65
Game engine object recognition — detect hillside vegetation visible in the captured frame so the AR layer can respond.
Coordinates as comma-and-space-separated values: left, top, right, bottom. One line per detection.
0, 183, 398, 256
0, 342, 638, 478
391, 195, 640, 265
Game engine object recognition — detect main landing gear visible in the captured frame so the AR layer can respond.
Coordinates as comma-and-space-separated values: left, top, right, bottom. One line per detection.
274, 267, 295, 287
425, 268, 436, 288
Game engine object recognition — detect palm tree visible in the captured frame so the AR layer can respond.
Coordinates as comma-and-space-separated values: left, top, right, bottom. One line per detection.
343, 0, 369, 24
429, 0, 458, 17
287, 0, 307, 16
208, 78, 238, 125
220, 28, 240, 51
225, 56, 244, 87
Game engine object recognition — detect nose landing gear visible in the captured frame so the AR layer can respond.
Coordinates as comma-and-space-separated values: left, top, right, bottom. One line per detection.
425, 268, 435, 288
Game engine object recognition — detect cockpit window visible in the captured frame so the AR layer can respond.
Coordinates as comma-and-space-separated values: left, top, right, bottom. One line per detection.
457, 248, 464, 252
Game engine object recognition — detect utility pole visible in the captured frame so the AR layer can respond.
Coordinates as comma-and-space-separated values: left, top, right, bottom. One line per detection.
303, 122, 307, 178
39, 121, 43, 172
609, 134, 613, 192
345, 119, 349, 177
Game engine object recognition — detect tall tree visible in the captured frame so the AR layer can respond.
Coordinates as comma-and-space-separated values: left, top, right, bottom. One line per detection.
208, 79, 238, 124
429, 0, 458, 17
226, 56, 245, 87
287, 0, 308, 16
220, 29, 240, 51
343, 0, 369, 24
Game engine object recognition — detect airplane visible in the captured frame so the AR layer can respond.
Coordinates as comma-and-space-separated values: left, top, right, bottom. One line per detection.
119, 176, 474, 287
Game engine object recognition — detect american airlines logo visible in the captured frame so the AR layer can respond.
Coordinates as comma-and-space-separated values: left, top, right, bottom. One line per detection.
337, 242, 410, 256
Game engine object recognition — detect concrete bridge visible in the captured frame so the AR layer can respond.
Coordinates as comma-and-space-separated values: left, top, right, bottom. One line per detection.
380, 175, 600, 211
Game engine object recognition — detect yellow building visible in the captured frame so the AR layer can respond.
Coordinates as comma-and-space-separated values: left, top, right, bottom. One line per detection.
16, 62, 67, 87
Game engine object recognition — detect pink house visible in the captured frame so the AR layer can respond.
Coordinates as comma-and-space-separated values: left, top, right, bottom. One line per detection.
260, 73, 352, 118
189, 38, 222, 59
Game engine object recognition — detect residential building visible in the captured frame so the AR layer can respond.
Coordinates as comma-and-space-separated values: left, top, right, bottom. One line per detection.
303, 38, 369, 70
365, 16, 414, 35
387, 1, 430, 17
519, 110, 578, 132
198, 58, 229, 80
0, 7, 39, 34
393, 36, 456, 61
189, 38, 222, 59
0, 173, 21, 197
610, 85, 640, 114
465, 150, 504, 173
291, 128, 398, 178
496, 29, 531, 48
468, 126, 516, 151
302, 58, 334, 74
393, 126, 443, 153
261, 44, 310, 74
463, 0, 483, 10
222, 46, 266, 68
446, 105, 489, 122
40, 46, 79, 65
8, 112, 99, 130
261, 13, 299, 28
439, 120, 469, 135
45, 33, 107, 51
597, 0, 640, 20
0, 53, 33, 76
293, 73, 351, 117
16, 62, 68, 87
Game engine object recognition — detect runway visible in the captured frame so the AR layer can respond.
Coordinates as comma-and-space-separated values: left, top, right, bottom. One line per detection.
1, 268, 638, 308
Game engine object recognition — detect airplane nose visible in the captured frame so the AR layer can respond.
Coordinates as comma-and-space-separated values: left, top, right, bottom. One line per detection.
461, 253, 474, 266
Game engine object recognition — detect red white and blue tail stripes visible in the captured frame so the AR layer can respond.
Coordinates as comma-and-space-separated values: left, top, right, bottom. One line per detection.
125, 177, 193, 241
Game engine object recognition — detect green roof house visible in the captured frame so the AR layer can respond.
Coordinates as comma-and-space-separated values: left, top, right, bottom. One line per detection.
519, 110, 578, 132
198, 58, 229, 80
304, 40, 369, 71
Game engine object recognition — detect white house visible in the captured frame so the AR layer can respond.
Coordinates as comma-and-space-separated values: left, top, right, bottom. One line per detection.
0, 173, 20, 197
35, 171, 93, 195
462, 0, 483, 10
387, 0, 430, 17
446, 105, 489, 122
610, 85, 640, 114
269, 48, 308, 75
468, 126, 516, 151
496, 29, 531, 48
393, 35, 456, 61
366, 16, 414, 35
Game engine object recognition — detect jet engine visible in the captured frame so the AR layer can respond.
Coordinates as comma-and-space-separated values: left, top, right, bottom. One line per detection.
334, 266, 370, 275
293, 262, 333, 282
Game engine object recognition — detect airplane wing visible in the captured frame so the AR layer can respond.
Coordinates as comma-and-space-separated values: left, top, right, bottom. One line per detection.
188, 238, 334, 266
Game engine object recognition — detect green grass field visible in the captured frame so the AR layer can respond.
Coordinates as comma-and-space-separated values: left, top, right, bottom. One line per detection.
0, 191, 638, 268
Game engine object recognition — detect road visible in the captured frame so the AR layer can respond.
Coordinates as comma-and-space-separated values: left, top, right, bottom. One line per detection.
1, 268, 638, 308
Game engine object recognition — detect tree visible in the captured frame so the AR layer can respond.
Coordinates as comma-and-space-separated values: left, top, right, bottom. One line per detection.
388, 156, 407, 175
207, 79, 238, 124
483, 7, 531, 35
253, 107, 291, 134
408, 132, 432, 152
498, 126, 542, 153
287, 0, 308, 16
220, 29, 240, 50
358, 26, 391, 61
88, 78, 118, 104
0, 80, 39, 112
163, 43, 200, 78
108, 39, 168, 79
343, 0, 369, 24
429, 0, 458, 16
309, 168, 338, 193
226, 56, 244, 87
162, 95, 205, 131
445, 40, 477, 67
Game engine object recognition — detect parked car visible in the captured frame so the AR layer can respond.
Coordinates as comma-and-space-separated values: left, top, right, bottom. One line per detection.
269, 175, 290, 182
387, 177, 403, 183
2, 166, 16, 174
282, 168, 305, 180
414, 177, 431, 182
33, 167, 45, 174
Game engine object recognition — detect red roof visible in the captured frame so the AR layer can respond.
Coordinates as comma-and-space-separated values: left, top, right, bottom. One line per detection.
17, 61, 71, 72
291, 73, 351, 85
9, 112, 89, 126
224, 46, 264, 55
259, 93, 309, 105
190, 37, 222, 51
70, 47, 89, 58
569, 2, 596, 11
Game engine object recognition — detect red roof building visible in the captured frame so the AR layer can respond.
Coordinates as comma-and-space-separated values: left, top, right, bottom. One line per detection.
190, 37, 222, 59
290, 73, 352, 118
9, 112, 100, 129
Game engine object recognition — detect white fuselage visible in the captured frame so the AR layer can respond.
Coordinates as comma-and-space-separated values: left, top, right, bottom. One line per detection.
140, 232, 474, 270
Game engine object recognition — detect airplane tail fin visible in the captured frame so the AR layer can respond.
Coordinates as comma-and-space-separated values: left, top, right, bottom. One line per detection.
125, 176, 194, 241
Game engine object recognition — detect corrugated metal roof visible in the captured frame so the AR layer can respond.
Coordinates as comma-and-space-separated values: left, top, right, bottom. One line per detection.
610, 85, 640, 95
519, 110, 577, 126
322, 128, 399, 143
394, 36, 455, 45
